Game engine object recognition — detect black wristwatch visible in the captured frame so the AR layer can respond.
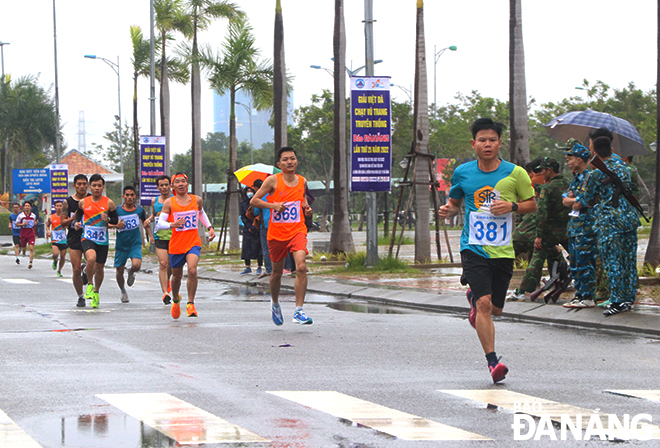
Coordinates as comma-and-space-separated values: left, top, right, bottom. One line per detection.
511, 202, 519, 212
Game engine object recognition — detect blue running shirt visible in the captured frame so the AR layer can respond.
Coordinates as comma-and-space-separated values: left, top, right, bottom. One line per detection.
449, 159, 534, 259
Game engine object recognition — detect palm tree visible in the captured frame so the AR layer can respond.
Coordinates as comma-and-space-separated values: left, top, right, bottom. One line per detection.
412, 0, 431, 263
644, 0, 660, 267
156, 0, 192, 175
273, 0, 287, 159
182, 0, 241, 196
509, 0, 531, 166
329, 0, 354, 254
203, 16, 273, 249
130, 25, 151, 186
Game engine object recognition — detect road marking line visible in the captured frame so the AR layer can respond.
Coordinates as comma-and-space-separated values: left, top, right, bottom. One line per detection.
439, 390, 660, 439
0, 409, 43, 448
2, 279, 38, 284
606, 390, 660, 403
268, 391, 489, 440
96, 393, 267, 444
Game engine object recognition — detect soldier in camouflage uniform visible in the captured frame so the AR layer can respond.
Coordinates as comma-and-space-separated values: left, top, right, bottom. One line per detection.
574, 136, 640, 316
508, 157, 570, 300
513, 160, 543, 263
560, 140, 597, 308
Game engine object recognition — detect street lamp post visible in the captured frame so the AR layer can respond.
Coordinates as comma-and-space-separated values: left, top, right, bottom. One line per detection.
235, 101, 253, 165
0, 41, 9, 193
84, 55, 124, 190
433, 45, 457, 111
311, 59, 382, 78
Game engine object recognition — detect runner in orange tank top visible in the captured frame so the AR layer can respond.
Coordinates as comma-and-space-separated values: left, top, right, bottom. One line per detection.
155, 172, 216, 319
251, 147, 314, 325
46, 200, 68, 277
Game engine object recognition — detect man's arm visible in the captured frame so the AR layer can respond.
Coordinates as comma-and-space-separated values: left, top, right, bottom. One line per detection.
143, 197, 156, 226
60, 200, 74, 227
196, 195, 216, 241
438, 197, 463, 220
250, 176, 284, 213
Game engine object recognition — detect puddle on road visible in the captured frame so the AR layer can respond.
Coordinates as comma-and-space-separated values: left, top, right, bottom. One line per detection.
35, 412, 177, 447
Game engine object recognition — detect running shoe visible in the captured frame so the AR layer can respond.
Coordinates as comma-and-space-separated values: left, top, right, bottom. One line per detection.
240, 267, 252, 275
259, 272, 271, 279
573, 299, 595, 308
28, 262, 33, 270
76, 296, 86, 308
186, 302, 197, 317
120, 290, 129, 303
91, 292, 100, 308
256, 267, 263, 275
162, 293, 172, 305
171, 295, 181, 319
52, 260, 57, 270
272, 302, 284, 326
490, 361, 509, 383
15, 258, 20, 265
466, 289, 477, 329
596, 299, 612, 308
292, 309, 313, 325
81, 263, 88, 285
506, 291, 526, 302
85, 283, 94, 300
603, 301, 633, 317
127, 269, 135, 287
562, 298, 581, 308
56, 271, 63, 278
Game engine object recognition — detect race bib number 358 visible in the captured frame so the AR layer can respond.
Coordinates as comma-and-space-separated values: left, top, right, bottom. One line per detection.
468, 212, 512, 247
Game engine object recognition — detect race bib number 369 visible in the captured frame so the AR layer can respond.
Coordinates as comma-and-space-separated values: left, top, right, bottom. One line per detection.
271, 201, 301, 224
468, 212, 512, 247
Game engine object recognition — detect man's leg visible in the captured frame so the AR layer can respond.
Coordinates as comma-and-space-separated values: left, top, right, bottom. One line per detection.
93, 263, 105, 293
292, 250, 308, 308
475, 295, 499, 354
269, 258, 286, 304
156, 247, 170, 294
58, 249, 67, 273
185, 253, 199, 304
52, 245, 59, 267
84, 248, 97, 296
518, 247, 548, 294
170, 266, 184, 304
116, 266, 126, 291
69, 249, 84, 297
28, 243, 35, 264
14, 242, 20, 258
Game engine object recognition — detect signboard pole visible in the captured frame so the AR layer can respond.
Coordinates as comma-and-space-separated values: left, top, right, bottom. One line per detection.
364, 0, 378, 268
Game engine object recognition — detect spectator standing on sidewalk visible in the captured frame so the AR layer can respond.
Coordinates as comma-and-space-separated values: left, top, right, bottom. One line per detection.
239, 186, 263, 275
252, 179, 272, 279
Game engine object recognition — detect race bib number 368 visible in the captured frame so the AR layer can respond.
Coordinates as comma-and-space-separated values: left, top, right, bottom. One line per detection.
468, 212, 512, 247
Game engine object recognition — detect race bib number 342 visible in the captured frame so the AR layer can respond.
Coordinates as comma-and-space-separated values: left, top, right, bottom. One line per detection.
468, 212, 512, 247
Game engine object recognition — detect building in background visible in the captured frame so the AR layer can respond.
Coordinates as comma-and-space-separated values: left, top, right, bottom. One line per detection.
212, 90, 294, 149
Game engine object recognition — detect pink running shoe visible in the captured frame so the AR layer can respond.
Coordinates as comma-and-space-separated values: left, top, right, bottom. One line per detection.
490, 362, 509, 383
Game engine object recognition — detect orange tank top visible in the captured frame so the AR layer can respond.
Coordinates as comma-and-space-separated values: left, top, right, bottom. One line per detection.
50, 213, 67, 244
168, 194, 201, 254
81, 196, 110, 245
267, 173, 307, 241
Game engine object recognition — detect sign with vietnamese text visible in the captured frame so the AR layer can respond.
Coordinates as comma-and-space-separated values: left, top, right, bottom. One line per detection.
13, 169, 51, 195
139, 136, 166, 206
49, 164, 69, 210
350, 76, 391, 192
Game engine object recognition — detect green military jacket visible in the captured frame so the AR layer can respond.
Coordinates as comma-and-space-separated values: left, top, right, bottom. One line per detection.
536, 174, 570, 244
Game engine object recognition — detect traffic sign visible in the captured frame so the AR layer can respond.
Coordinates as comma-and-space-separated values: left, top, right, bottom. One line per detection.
13, 169, 51, 194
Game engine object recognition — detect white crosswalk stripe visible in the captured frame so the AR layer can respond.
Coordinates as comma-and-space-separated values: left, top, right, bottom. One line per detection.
268, 390, 489, 440
0, 409, 43, 448
96, 392, 268, 444
606, 390, 660, 403
1, 279, 38, 284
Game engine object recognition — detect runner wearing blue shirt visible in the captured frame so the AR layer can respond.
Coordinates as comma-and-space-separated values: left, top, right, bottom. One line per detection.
110, 185, 146, 303
438, 118, 536, 384
8, 203, 22, 264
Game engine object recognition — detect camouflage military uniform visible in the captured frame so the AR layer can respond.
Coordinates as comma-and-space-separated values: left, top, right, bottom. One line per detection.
513, 211, 536, 262
518, 173, 570, 293
564, 168, 597, 301
627, 163, 641, 198
576, 157, 640, 304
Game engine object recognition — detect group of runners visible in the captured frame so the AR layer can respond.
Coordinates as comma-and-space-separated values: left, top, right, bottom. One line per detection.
9, 146, 314, 326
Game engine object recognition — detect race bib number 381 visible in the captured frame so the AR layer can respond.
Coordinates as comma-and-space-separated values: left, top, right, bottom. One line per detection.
468, 212, 512, 247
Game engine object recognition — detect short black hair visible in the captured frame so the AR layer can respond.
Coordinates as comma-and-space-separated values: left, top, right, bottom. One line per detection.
276, 146, 297, 161
54, 200, 63, 205
12, 202, 20, 207
89, 173, 105, 185
123, 185, 136, 194
22, 200, 32, 207
73, 174, 88, 184
156, 175, 171, 185
527, 157, 543, 173
471, 118, 506, 139
589, 127, 613, 143
253, 179, 263, 189
593, 136, 612, 158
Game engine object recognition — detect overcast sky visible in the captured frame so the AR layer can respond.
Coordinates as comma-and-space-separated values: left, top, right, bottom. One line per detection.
1, 0, 656, 162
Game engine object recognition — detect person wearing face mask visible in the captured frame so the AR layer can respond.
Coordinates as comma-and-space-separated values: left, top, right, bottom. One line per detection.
239, 186, 263, 275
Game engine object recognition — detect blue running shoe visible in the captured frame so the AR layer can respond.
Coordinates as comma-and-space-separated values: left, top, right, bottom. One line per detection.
271, 302, 283, 326
240, 267, 252, 275
292, 309, 313, 325
256, 267, 263, 275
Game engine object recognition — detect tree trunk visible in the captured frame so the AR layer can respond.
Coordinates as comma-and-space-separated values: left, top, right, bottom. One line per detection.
509, 0, 531, 166
133, 76, 139, 187
191, 16, 202, 196
644, 0, 660, 267
329, 0, 355, 254
228, 88, 240, 249
273, 0, 287, 160
160, 29, 171, 175
412, 0, 431, 263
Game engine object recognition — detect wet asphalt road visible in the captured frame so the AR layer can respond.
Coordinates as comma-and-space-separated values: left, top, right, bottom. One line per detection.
1, 255, 660, 447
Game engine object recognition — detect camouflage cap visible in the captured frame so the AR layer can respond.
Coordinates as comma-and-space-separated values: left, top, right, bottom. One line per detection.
557, 137, 583, 150
564, 142, 590, 162
535, 156, 560, 172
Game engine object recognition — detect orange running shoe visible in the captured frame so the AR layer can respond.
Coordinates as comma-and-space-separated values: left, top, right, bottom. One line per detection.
171, 295, 181, 319
186, 302, 197, 317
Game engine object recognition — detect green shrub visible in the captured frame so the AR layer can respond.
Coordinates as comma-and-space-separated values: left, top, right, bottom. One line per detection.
0, 213, 10, 236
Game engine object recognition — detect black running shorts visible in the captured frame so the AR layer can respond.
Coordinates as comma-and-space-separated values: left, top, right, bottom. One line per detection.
81, 239, 109, 265
460, 249, 513, 309
12, 235, 20, 246
67, 232, 83, 251
154, 239, 170, 250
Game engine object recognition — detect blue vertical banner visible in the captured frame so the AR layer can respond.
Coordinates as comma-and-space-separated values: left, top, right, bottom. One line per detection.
139, 136, 166, 206
49, 164, 69, 210
350, 76, 392, 192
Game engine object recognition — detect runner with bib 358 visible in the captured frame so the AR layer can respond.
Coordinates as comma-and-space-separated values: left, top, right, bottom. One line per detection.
438, 118, 536, 384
